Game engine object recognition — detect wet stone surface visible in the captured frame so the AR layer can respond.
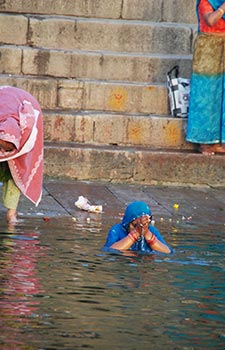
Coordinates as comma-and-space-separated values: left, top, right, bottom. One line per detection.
0, 177, 223, 225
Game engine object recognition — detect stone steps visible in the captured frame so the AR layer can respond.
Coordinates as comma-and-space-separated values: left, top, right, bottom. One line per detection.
2, 1, 218, 187
0, 0, 196, 24
44, 142, 225, 187
1, 45, 192, 83
0, 74, 168, 114
0, 8, 195, 85
44, 111, 193, 150
28, 17, 194, 55
0, 74, 192, 150
0, 13, 194, 55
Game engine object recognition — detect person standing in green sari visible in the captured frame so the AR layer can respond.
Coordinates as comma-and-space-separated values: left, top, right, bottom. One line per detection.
186, 0, 225, 155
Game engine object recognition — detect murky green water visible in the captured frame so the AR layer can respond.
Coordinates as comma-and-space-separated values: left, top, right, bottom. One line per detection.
0, 215, 225, 350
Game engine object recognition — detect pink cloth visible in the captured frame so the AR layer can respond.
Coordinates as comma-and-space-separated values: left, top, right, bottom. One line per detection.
0, 86, 43, 205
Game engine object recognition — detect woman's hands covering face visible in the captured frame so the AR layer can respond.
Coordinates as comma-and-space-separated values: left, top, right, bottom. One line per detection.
129, 215, 151, 237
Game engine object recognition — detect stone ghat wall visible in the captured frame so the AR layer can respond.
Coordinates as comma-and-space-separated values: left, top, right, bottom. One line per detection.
0, 0, 197, 151
0, 0, 196, 23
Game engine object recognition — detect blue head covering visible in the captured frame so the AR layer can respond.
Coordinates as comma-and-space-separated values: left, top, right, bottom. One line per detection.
121, 201, 152, 229
208, 0, 225, 8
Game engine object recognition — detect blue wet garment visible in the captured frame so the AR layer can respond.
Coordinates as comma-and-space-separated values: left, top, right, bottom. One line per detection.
102, 201, 172, 253
102, 223, 170, 253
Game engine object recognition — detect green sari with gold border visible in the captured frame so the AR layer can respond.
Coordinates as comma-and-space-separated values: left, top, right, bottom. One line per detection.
186, 1, 225, 144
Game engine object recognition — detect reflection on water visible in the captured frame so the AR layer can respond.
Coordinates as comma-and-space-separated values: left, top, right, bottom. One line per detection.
0, 228, 46, 350
0, 216, 225, 350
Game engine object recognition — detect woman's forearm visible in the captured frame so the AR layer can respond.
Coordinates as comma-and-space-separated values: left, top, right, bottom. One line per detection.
204, 5, 225, 26
150, 240, 171, 254
110, 234, 135, 250
145, 231, 171, 254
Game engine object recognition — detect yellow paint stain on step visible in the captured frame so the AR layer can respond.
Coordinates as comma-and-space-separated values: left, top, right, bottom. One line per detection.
165, 123, 181, 145
108, 87, 128, 110
128, 122, 146, 144
130, 126, 142, 143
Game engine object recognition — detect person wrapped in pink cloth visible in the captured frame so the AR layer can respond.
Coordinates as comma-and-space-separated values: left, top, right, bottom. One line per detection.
0, 86, 43, 224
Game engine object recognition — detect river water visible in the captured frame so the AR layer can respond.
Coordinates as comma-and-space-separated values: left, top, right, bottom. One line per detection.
0, 213, 225, 350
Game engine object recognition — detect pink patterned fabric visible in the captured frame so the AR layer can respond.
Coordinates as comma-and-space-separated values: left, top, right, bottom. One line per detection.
0, 86, 43, 205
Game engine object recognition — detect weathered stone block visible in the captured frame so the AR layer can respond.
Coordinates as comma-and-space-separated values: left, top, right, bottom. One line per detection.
58, 80, 84, 109
44, 114, 76, 142
0, 46, 22, 74
0, 0, 122, 19
43, 112, 193, 150
0, 75, 57, 108
44, 145, 225, 186
74, 115, 95, 143
133, 151, 225, 186
70, 51, 192, 83
0, 0, 197, 23
29, 17, 192, 55
123, 0, 196, 24
21, 79, 58, 109
92, 114, 190, 149
126, 116, 189, 149
122, 0, 163, 21
18, 38, 192, 85
163, 0, 197, 24
0, 14, 28, 45
22, 48, 72, 77
0, 75, 169, 115
44, 144, 134, 181
93, 114, 127, 145
83, 81, 168, 115
141, 85, 168, 115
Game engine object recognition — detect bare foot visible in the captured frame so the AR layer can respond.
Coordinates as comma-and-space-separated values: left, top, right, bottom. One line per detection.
6, 209, 18, 224
199, 144, 215, 155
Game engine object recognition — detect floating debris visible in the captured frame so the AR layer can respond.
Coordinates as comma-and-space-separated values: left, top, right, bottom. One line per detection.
75, 196, 103, 213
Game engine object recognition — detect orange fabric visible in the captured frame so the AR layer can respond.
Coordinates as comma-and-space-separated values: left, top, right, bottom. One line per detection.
198, 0, 225, 32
